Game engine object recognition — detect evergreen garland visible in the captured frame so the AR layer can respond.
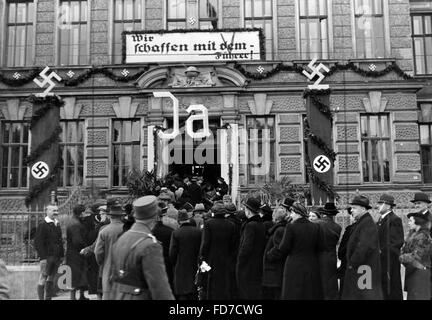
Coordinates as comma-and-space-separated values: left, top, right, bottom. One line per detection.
305, 153, 339, 200
24, 125, 62, 166
303, 118, 337, 162
303, 89, 333, 120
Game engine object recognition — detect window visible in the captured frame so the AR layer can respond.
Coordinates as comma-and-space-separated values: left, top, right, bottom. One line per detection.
360, 114, 391, 183
419, 122, 432, 183
199, 0, 218, 29
354, 0, 386, 58
247, 116, 275, 185
167, 0, 187, 30
0, 121, 29, 188
112, 119, 141, 187
412, 14, 432, 74
59, 121, 84, 187
245, 0, 273, 60
5, 0, 34, 67
113, 0, 142, 64
299, 0, 330, 59
59, 0, 88, 65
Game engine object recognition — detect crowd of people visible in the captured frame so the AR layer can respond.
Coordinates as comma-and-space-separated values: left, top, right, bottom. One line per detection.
26, 182, 432, 300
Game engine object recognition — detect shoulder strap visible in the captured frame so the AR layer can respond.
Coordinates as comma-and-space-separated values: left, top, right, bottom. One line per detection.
119, 231, 157, 271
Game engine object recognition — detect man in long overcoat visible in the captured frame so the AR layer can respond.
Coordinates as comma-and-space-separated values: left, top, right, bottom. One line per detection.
236, 197, 266, 300
94, 200, 125, 300
169, 210, 202, 300
316, 203, 342, 300
199, 201, 237, 299
342, 195, 383, 300
376, 194, 404, 300
267, 202, 324, 300
110, 196, 174, 300
66, 204, 89, 300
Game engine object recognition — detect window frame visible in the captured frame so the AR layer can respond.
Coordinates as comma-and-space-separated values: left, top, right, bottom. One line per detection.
198, 0, 219, 30
56, 0, 91, 66
2, 0, 36, 67
351, 0, 390, 59
245, 115, 276, 186
0, 120, 30, 189
59, 120, 85, 188
243, 0, 274, 60
411, 12, 432, 75
297, 0, 332, 60
111, 118, 141, 188
360, 113, 392, 184
166, 0, 187, 30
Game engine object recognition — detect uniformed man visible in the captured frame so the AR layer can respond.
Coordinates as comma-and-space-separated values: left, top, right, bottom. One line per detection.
110, 195, 174, 300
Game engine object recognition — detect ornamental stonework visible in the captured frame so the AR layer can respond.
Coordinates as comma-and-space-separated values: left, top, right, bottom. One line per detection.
79, 101, 116, 116
396, 154, 421, 171
280, 156, 301, 173
386, 93, 417, 110
280, 144, 301, 155
163, 95, 223, 110
87, 130, 108, 145
279, 126, 300, 142
336, 125, 358, 141
86, 160, 107, 176
337, 155, 359, 172
395, 125, 419, 140
271, 95, 305, 111
331, 95, 363, 111
0, 199, 27, 211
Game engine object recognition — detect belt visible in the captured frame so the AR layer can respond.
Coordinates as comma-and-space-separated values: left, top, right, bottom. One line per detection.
116, 283, 150, 297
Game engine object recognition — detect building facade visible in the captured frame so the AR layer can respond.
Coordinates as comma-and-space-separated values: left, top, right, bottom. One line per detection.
0, 0, 431, 210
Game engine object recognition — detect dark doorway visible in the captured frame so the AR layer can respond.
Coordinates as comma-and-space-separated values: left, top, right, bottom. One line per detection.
167, 118, 221, 185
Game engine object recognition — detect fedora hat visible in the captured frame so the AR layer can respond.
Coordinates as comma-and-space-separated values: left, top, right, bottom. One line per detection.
320, 202, 339, 216
158, 193, 172, 201
290, 202, 308, 217
407, 210, 431, 222
177, 209, 190, 222
211, 201, 227, 216
243, 197, 261, 214
281, 197, 295, 210
411, 192, 431, 204
260, 204, 273, 216
107, 200, 125, 216
133, 196, 159, 220
349, 195, 372, 210
225, 203, 237, 214
377, 194, 395, 207
193, 203, 206, 213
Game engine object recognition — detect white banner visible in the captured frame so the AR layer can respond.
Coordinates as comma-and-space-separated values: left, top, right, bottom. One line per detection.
124, 30, 262, 63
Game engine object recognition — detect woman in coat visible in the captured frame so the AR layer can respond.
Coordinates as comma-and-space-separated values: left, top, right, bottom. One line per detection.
316, 203, 342, 300
400, 211, 432, 300
66, 204, 89, 300
267, 202, 324, 300
262, 207, 288, 300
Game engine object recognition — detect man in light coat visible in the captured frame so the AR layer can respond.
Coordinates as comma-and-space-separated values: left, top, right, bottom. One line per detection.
94, 200, 125, 300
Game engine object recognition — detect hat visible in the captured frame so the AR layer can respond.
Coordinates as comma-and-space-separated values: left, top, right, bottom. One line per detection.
377, 194, 395, 207
108, 200, 125, 216
177, 209, 190, 222
167, 206, 179, 219
193, 203, 206, 213
281, 197, 295, 210
290, 202, 308, 217
407, 210, 431, 222
320, 202, 339, 216
260, 204, 273, 216
182, 202, 194, 212
73, 204, 86, 217
411, 192, 431, 204
243, 197, 261, 214
225, 203, 237, 214
133, 196, 159, 220
349, 195, 372, 210
158, 193, 172, 201
211, 201, 227, 216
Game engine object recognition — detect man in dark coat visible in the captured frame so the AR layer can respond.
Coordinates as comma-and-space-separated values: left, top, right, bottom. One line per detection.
34, 205, 64, 300
316, 203, 342, 300
262, 207, 288, 300
188, 177, 203, 206
342, 195, 383, 300
337, 212, 355, 298
267, 202, 324, 300
260, 204, 274, 236
110, 196, 174, 300
199, 201, 237, 299
66, 204, 89, 300
225, 203, 242, 299
376, 194, 404, 300
169, 210, 202, 300
152, 205, 175, 290
236, 197, 267, 300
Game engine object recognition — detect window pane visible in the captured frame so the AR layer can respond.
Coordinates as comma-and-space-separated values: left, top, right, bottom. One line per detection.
373, 17, 385, 58
15, 25, 26, 67
307, 0, 317, 15
319, 0, 327, 15
81, 0, 87, 21
12, 123, 21, 143
426, 37, 432, 73
382, 141, 390, 182
371, 141, 380, 181
8, 2, 16, 23
426, 16, 432, 34
71, 1, 80, 22
380, 116, 389, 137
265, 0, 272, 16
299, 0, 306, 16
124, 0, 133, 20
16, 2, 26, 23
413, 16, 423, 35
422, 146, 432, 183
421, 125, 430, 144
374, 0, 383, 14
26, 25, 33, 66
135, 0, 142, 19
28, 2, 34, 23
3, 123, 10, 143
115, 0, 123, 20
254, 0, 263, 17
79, 24, 87, 65
415, 38, 426, 74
